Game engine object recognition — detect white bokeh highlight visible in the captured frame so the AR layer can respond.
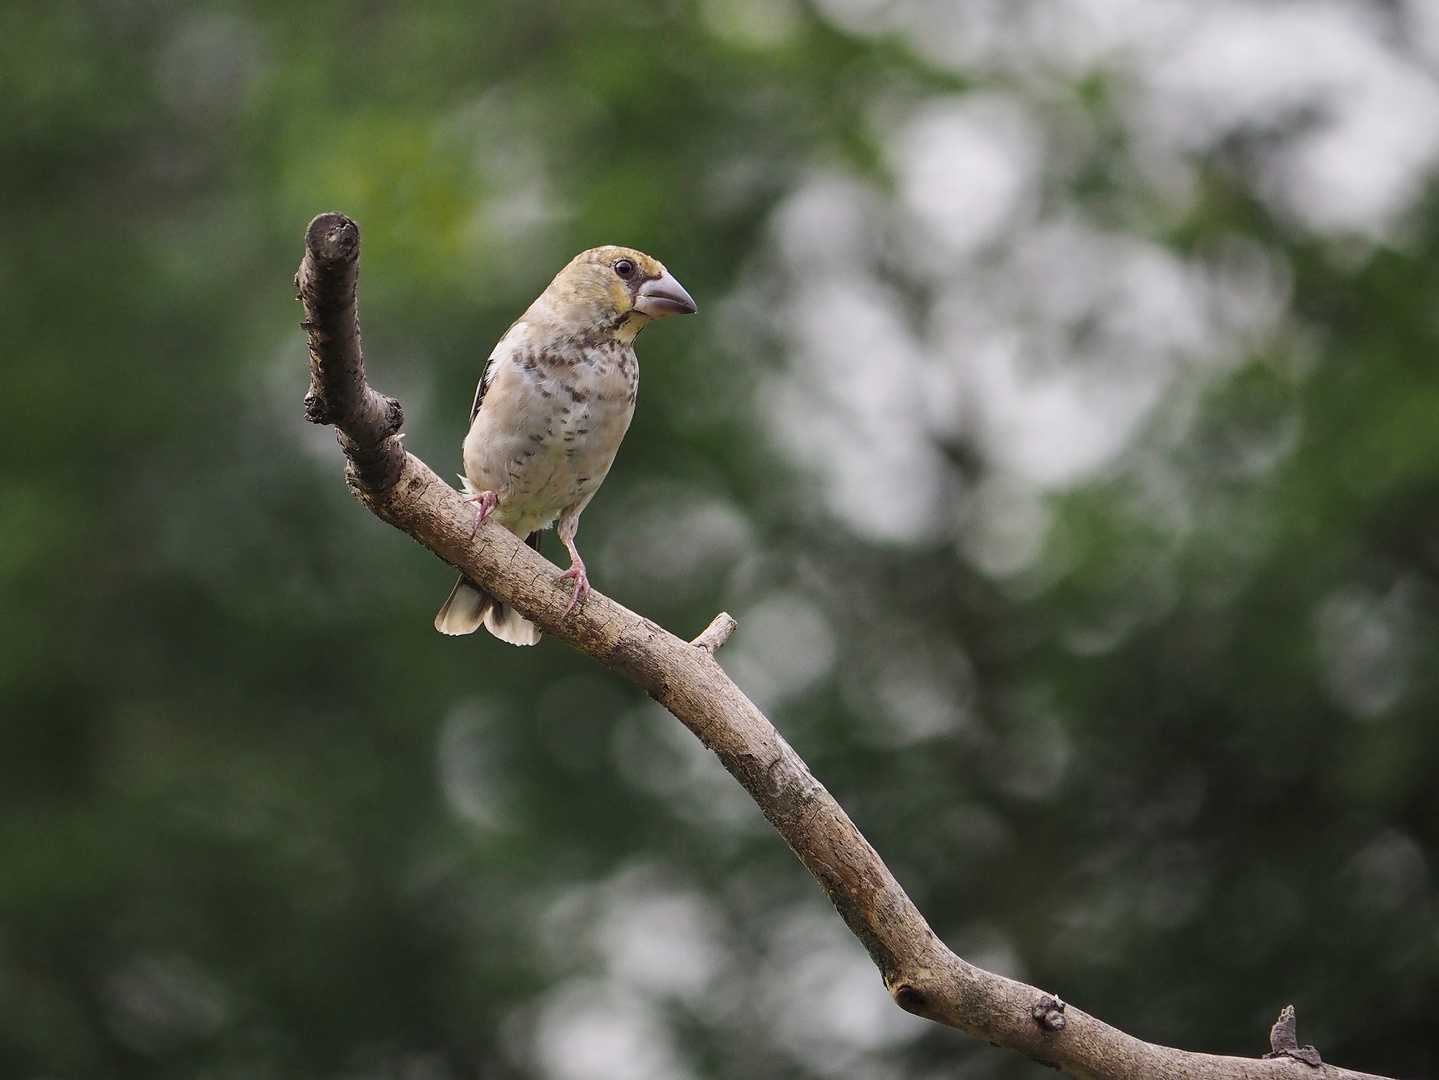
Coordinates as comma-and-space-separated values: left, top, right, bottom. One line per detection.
1314, 580, 1417, 719
760, 905, 929, 1075
723, 590, 838, 710
756, 0, 1439, 573
527, 868, 724, 1080
436, 699, 509, 830
535, 981, 695, 1080
524, 870, 935, 1080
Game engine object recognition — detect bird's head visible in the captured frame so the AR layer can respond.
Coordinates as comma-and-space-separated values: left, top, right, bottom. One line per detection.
530, 246, 697, 345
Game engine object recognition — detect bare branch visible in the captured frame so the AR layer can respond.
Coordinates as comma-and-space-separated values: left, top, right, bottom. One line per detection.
691, 612, 738, 654
295, 214, 1394, 1080
296, 212, 405, 492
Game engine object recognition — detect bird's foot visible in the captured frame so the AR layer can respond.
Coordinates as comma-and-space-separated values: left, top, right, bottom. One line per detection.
465, 489, 499, 533
558, 562, 590, 615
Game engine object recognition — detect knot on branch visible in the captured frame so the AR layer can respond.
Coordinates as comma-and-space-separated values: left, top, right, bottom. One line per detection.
296, 211, 406, 492
1031, 993, 1066, 1032
893, 984, 926, 1014
1264, 1005, 1322, 1067
302, 385, 334, 426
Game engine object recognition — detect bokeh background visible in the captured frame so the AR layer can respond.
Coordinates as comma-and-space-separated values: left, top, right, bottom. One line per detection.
5, 0, 1439, 1077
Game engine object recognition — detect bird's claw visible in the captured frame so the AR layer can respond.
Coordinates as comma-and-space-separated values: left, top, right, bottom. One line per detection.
465, 489, 498, 533
558, 564, 589, 615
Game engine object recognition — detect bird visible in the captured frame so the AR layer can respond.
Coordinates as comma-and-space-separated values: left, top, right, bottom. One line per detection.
434, 246, 697, 645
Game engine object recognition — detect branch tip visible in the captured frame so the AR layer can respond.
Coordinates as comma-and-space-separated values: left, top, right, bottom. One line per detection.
305, 211, 360, 264
296, 212, 406, 492
691, 612, 737, 654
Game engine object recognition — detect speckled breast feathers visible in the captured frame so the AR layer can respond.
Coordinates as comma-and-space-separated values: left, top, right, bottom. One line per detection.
462, 327, 639, 538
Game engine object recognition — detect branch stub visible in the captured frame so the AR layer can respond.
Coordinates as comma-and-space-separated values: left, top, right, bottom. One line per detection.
1264, 1005, 1322, 1067
691, 612, 738, 654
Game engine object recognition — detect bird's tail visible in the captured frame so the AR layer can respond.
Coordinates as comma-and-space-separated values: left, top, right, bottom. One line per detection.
484, 599, 543, 646
432, 532, 544, 646
433, 576, 542, 645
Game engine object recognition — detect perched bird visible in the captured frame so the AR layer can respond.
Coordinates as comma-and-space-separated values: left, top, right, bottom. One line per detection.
434, 246, 697, 645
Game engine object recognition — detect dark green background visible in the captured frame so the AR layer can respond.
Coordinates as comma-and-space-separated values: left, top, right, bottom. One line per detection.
4, 2, 1438, 1078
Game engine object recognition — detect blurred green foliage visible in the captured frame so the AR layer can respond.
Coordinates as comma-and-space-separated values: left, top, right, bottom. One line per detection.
3, 2, 1438, 1079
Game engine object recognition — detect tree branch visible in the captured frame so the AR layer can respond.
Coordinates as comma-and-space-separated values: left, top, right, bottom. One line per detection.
295, 212, 1393, 1080
296, 212, 405, 492
690, 611, 738, 654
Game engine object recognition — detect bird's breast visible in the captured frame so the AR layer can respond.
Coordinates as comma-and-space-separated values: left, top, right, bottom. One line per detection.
462, 340, 638, 534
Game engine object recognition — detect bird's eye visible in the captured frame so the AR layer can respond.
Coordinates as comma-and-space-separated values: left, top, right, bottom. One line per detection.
613, 259, 635, 279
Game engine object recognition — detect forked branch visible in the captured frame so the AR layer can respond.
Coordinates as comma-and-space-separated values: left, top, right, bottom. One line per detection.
296, 212, 1391, 1080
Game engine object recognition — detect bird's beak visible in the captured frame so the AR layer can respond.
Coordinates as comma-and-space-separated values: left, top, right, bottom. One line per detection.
634, 270, 697, 318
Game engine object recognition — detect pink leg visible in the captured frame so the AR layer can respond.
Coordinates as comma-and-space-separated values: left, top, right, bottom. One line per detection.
557, 527, 590, 615
465, 489, 498, 533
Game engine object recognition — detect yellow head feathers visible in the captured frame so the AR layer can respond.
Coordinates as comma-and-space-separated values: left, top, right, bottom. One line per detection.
526, 246, 697, 344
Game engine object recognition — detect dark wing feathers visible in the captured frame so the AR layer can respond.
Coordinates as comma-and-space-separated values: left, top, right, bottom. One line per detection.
471, 316, 530, 422
470, 352, 497, 422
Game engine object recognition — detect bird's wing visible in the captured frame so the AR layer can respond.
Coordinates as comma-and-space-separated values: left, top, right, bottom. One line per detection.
470, 318, 528, 422
470, 352, 498, 423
